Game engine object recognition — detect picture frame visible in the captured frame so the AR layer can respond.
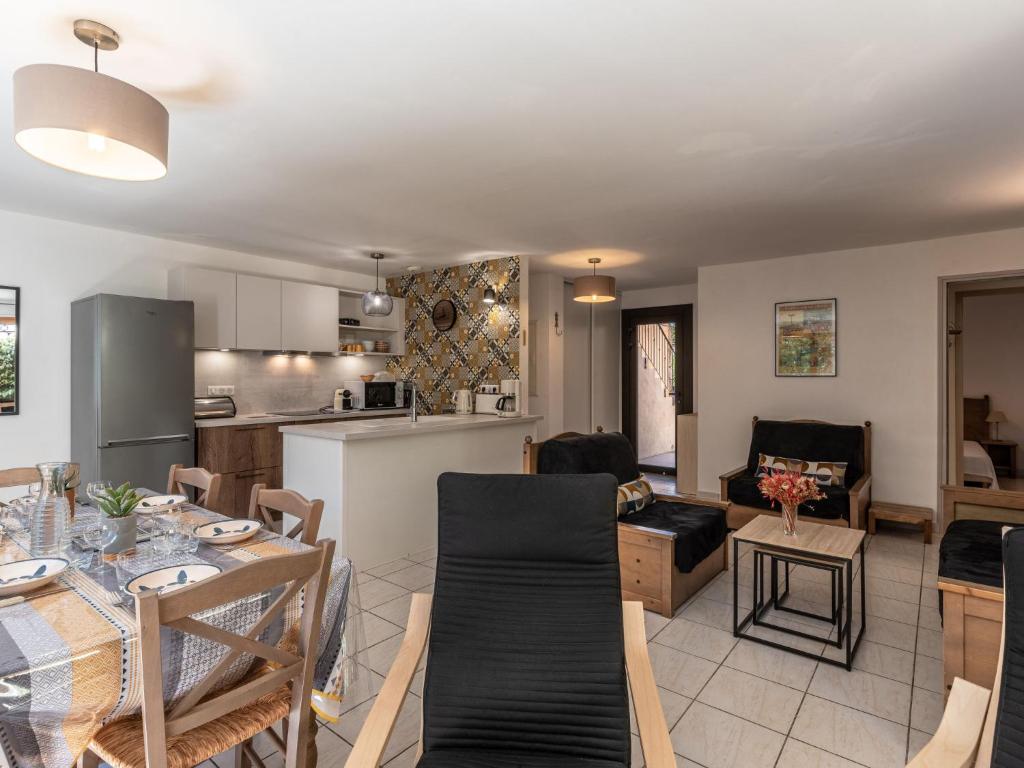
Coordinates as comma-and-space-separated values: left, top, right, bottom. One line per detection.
774, 298, 836, 377
0, 286, 19, 415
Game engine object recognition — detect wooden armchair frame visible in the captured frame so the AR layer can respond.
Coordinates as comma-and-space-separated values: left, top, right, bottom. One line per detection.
524, 430, 729, 617
167, 463, 224, 513
345, 596, 674, 768
248, 484, 324, 546
718, 417, 872, 530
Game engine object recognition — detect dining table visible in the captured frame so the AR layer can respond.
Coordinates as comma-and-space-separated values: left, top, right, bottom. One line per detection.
0, 491, 360, 768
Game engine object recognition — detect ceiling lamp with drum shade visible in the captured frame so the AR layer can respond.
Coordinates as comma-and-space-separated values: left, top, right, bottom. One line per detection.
362, 253, 394, 317
573, 257, 617, 303
13, 20, 169, 181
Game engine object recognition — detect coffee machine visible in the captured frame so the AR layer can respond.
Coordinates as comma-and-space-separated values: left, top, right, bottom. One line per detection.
496, 379, 521, 418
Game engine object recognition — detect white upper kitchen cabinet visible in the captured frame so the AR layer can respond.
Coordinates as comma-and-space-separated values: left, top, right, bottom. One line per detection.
282, 281, 338, 352
168, 267, 236, 349
236, 274, 282, 350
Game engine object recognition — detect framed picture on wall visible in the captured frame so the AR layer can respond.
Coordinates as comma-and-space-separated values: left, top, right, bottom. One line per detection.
775, 298, 836, 377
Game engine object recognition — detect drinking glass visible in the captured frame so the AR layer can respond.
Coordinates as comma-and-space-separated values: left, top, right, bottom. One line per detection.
115, 551, 137, 596
167, 521, 196, 555
151, 517, 173, 556
82, 515, 118, 572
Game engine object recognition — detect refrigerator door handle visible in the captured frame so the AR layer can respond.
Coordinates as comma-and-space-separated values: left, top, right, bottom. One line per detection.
102, 434, 192, 448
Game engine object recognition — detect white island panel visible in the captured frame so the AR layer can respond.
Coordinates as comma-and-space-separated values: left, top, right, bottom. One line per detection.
282, 415, 540, 570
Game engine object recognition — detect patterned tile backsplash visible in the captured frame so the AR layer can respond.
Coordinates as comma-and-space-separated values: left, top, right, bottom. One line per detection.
386, 256, 521, 414
194, 351, 380, 415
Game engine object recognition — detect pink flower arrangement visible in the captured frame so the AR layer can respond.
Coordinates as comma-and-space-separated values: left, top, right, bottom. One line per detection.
757, 470, 825, 509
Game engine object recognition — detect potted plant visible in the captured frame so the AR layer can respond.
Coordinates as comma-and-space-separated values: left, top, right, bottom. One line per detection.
97, 482, 143, 557
757, 470, 825, 536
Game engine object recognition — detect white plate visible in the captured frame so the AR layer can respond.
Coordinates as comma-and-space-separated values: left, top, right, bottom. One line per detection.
135, 494, 187, 512
194, 519, 264, 545
125, 563, 222, 595
0, 558, 69, 597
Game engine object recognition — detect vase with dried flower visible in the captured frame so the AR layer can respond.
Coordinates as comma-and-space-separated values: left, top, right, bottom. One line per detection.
757, 470, 825, 536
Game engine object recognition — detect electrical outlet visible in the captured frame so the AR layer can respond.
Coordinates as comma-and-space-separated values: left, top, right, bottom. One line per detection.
207, 385, 235, 396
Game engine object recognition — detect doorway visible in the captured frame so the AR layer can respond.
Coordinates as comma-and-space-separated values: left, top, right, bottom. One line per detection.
944, 275, 1024, 493
622, 305, 693, 475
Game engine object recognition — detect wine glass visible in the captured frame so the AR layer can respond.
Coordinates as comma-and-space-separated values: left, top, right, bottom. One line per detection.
86, 481, 112, 507
82, 516, 117, 572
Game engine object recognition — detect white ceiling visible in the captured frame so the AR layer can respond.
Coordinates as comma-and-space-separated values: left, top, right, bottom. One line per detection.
3, 1, 1024, 288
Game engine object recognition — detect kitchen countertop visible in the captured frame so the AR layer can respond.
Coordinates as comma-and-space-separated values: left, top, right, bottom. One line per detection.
280, 413, 542, 441
195, 408, 409, 428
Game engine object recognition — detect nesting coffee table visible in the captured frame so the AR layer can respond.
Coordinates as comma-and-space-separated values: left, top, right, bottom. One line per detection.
732, 515, 866, 670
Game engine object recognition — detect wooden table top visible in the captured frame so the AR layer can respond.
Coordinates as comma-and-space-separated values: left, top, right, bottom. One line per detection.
733, 514, 865, 560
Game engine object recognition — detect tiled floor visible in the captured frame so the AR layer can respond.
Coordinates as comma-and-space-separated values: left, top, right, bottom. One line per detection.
210, 522, 940, 768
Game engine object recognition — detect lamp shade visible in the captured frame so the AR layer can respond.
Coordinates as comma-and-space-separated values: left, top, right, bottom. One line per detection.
573, 274, 617, 303
13, 64, 168, 181
986, 410, 1007, 424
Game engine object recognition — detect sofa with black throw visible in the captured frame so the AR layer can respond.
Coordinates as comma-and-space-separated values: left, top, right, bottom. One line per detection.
718, 416, 873, 530
524, 429, 729, 618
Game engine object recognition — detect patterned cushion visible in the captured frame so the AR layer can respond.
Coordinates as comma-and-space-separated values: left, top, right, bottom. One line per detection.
617, 476, 654, 517
755, 453, 847, 487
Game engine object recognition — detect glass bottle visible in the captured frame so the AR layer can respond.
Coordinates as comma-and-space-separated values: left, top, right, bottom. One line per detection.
30, 462, 71, 557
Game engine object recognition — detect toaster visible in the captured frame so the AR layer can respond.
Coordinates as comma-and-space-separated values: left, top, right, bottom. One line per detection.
194, 396, 236, 419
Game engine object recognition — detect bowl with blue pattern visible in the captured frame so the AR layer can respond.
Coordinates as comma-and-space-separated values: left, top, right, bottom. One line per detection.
0, 557, 69, 597
125, 563, 223, 595
193, 519, 264, 545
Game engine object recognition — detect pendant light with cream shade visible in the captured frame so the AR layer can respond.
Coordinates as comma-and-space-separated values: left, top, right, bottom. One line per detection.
573, 257, 617, 303
13, 20, 169, 181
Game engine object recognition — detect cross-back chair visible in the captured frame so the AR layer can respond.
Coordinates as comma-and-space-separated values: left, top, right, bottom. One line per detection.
80, 539, 335, 768
0, 467, 40, 488
345, 472, 675, 768
247, 484, 324, 546
167, 463, 224, 512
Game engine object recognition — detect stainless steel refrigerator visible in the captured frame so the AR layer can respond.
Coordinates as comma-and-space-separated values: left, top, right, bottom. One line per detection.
71, 294, 195, 491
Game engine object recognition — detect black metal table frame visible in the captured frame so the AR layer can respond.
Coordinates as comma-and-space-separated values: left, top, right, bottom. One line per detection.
732, 537, 866, 670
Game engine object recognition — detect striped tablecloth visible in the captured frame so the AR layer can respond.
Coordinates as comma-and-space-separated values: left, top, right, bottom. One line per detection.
0, 497, 357, 768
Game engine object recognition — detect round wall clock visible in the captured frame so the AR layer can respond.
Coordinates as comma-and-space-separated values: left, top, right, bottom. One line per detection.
432, 299, 458, 331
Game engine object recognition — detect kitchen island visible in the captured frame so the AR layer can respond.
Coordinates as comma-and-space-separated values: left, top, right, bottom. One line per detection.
281, 414, 541, 569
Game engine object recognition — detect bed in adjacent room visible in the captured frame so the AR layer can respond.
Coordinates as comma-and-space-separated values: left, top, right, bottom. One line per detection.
963, 395, 999, 489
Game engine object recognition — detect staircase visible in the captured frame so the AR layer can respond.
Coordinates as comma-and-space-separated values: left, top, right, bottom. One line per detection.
638, 323, 676, 398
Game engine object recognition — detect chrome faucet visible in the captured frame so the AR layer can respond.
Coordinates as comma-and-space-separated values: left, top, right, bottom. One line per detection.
408, 381, 418, 423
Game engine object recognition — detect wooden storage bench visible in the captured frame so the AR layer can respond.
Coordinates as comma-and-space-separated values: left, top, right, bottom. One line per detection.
619, 501, 729, 618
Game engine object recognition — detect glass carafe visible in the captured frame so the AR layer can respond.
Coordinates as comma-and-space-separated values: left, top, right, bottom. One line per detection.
30, 462, 71, 557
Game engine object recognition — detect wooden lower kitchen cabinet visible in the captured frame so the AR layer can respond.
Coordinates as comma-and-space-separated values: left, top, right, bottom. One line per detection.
196, 413, 405, 518
218, 466, 283, 519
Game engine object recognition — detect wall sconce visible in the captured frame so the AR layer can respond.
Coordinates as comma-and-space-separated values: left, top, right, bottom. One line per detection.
482, 286, 497, 305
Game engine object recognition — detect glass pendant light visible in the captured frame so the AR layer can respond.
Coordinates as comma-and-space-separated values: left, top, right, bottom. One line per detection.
362, 253, 394, 316
13, 20, 169, 181
573, 257, 617, 303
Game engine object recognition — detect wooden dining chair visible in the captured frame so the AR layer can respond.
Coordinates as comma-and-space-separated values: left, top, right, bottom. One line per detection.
346, 473, 674, 768
248, 484, 324, 546
167, 464, 224, 512
79, 538, 335, 768
0, 467, 39, 488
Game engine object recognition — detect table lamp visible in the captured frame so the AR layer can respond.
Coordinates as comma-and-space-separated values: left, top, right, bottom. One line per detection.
987, 410, 1007, 440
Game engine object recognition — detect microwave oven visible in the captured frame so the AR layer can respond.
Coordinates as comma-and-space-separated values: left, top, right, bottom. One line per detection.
344, 380, 405, 410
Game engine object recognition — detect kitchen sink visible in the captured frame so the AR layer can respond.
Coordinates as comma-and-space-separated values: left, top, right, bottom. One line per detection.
267, 408, 324, 417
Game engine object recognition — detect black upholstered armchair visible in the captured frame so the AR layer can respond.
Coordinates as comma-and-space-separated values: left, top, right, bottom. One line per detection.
908, 526, 1024, 766
344, 473, 675, 768
719, 417, 872, 530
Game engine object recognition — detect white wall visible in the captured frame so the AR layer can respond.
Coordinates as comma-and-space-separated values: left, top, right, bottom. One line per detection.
963, 291, 1024, 474
0, 209, 374, 470
698, 227, 1024, 511
563, 283, 621, 433
527, 272, 565, 439
621, 283, 697, 310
